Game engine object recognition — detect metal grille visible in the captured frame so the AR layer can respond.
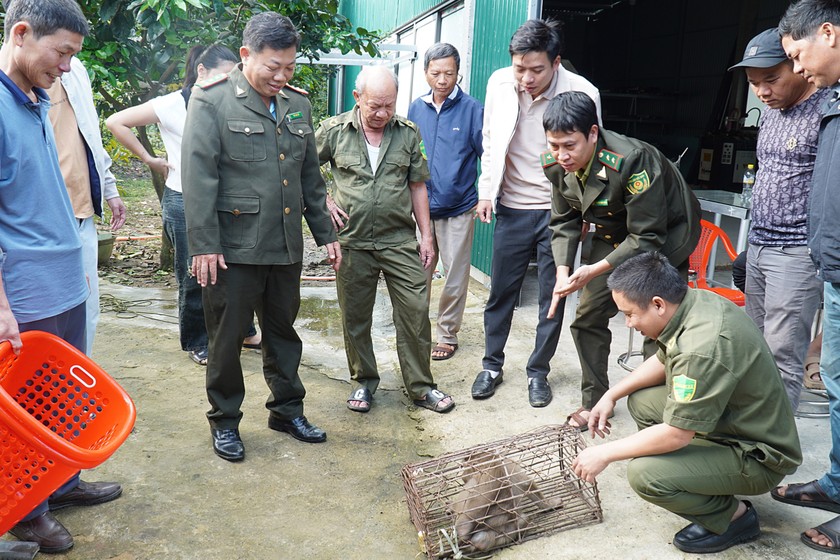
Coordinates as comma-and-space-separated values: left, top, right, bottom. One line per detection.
401, 425, 602, 559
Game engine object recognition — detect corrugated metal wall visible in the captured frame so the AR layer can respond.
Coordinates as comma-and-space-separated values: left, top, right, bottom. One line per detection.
467, 0, 528, 276
338, 0, 442, 111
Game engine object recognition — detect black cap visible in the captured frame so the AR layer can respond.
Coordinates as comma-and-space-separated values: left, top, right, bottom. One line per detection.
728, 28, 788, 71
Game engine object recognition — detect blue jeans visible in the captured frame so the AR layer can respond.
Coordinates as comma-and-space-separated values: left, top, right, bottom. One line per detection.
482, 205, 563, 378
820, 281, 840, 500
163, 188, 207, 352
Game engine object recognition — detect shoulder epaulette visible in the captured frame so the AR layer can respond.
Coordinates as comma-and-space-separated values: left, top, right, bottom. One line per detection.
540, 151, 558, 168
393, 115, 418, 130
598, 149, 624, 172
285, 83, 309, 96
196, 73, 229, 90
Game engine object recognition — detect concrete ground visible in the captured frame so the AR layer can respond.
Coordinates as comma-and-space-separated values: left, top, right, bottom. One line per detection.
3, 271, 833, 559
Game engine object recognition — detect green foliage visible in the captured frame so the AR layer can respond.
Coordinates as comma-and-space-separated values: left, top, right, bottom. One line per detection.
64, 0, 379, 114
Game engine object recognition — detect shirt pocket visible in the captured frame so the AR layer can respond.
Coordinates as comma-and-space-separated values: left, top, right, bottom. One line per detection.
285, 121, 313, 160
216, 195, 259, 249
226, 120, 267, 162
383, 151, 411, 185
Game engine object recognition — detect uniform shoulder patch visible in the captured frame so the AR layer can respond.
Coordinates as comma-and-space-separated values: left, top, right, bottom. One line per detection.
598, 149, 624, 171
196, 73, 229, 90
419, 139, 427, 160
626, 170, 651, 195
540, 151, 558, 168
285, 83, 309, 96
672, 374, 697, 403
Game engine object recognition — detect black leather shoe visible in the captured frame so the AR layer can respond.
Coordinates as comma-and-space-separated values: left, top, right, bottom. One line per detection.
471, 369, 503, 399
211, 428, 244, 461
49, 480, 122, 511
10, 512, 73, 553
528, 377, 553, 407
0, 540, 40, 560
673, 500, 760, 553
268, 415, 327, 443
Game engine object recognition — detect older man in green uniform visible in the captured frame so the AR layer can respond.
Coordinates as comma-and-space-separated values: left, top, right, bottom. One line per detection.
543, 91, 700, 429
183, 13, 341, 462
574, 252, 801, 553
316, 66, 454, 414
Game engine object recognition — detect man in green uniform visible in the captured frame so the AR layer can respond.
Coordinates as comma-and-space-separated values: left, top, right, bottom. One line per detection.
316, 66, 454, 414
183, 12, 341, 462
543, 91, 700, 428
574, 252, 801, 553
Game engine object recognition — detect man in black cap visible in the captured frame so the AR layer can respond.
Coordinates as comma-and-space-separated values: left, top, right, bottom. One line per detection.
729, 28, 827, 410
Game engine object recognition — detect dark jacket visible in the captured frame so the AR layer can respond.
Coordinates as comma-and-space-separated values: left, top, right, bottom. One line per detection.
182, 65, 335, 264
546, 129, 700, 269
809, 87, 840, 282
407, 86, 483, 219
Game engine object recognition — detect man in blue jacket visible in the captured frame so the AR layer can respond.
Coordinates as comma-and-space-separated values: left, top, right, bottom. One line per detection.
408, 43, 483, 361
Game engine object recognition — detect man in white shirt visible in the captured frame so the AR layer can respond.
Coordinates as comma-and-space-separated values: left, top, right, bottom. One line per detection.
471, 19, 600, 408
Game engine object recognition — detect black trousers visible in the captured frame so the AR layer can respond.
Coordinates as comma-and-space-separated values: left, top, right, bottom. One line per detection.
203, 262, 306, 429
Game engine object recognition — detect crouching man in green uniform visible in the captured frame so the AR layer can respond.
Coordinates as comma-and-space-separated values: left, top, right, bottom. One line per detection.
574, 252, 802, 553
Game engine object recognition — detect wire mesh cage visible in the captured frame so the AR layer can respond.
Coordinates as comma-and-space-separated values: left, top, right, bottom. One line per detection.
401, 424, 602, 559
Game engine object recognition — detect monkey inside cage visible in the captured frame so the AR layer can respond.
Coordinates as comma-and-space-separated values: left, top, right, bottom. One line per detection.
401, 425, 603, 559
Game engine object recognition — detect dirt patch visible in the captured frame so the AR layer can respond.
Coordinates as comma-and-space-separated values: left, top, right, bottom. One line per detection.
99, 162, 336, 289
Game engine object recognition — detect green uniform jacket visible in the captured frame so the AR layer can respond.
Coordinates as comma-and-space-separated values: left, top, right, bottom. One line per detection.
546, 129, 701, 269
315, 107, 430, 250
657, 289, 802, 475
182, 65, 335, 264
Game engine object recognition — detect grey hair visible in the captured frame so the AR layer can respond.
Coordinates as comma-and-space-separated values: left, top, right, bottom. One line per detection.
355, 66, 398, 94
780, 0, 840, 40
4, 0, 89, 39
423, 42, 460, 71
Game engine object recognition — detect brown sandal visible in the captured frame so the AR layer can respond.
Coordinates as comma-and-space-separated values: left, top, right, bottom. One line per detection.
431, 343, 458, 361
771, 480, 840, 513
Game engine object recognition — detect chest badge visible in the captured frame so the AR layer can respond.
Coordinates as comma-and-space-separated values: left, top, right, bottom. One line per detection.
672, 374, 697, 403
786, 136, 798, 151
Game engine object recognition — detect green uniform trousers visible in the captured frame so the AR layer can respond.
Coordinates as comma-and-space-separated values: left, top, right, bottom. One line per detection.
336, 242, 435, 400
573, 240, 687, 408
626, 385, 784, 534
203, 262, 306, 429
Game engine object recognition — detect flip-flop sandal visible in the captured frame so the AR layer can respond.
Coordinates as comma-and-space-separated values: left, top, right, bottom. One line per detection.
801, 515, 840, 554
243, 342, 262, 350
347, 387, 373, 413
771, 480, 840, 513
431, 343, 458, 361
413, 389, 455, 413
565, 406, 612, 432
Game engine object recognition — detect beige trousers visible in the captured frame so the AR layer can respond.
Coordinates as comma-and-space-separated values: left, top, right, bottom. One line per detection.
425, 210, 475, 345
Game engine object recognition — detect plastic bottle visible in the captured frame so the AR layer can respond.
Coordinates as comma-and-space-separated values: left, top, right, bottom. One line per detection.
741, 164, 755, 206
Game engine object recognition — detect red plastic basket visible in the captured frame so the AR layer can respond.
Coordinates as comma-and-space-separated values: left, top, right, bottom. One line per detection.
0, 331, 136, 534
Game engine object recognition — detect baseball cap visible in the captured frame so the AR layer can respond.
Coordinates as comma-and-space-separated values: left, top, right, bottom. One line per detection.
728, 28, 788, 71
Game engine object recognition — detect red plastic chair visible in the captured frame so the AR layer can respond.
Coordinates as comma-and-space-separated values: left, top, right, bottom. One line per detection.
687, 219, 746, 306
